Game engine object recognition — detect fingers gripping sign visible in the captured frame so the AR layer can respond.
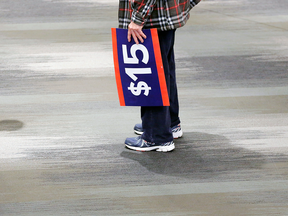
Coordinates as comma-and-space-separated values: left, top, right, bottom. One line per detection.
128, 22, 147, 44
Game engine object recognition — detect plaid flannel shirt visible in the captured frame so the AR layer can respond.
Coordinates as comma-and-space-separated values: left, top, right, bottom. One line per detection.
118, 0, 201, 31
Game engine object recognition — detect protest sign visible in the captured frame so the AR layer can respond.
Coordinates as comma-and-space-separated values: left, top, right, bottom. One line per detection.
111, 28, 169, 106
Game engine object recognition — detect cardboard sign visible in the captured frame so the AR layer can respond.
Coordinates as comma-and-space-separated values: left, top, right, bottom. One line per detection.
111, 28, 169, 106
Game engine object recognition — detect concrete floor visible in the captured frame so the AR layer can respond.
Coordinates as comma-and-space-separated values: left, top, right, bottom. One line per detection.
0, 0, 288, 215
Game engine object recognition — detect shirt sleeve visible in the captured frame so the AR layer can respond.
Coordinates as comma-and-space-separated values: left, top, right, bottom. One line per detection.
130, 0, 157, 26
190, 0, 201, 7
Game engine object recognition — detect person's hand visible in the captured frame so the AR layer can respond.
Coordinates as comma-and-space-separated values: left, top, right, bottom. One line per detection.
128, 22, 147, 44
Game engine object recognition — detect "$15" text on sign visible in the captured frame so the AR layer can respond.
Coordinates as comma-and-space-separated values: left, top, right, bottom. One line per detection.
122, 44, 152, 96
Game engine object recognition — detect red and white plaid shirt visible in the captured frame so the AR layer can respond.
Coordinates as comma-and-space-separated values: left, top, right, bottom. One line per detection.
118, 0, 201, 31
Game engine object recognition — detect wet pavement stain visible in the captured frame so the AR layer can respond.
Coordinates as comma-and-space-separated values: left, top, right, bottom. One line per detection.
0, 120, 24, 131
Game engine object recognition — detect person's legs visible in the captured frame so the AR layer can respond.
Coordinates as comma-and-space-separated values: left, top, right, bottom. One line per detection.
141, 105, 172, 143
140, 29, 179, 143
165, 32, 180, 128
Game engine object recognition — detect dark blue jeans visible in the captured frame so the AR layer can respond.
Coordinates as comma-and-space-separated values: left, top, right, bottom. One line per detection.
141, 29, 180, 143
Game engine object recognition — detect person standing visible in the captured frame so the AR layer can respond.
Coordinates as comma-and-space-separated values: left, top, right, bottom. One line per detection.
119, 0, 201, 152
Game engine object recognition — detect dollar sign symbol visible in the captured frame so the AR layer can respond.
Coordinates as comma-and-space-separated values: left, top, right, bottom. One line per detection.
128, 81, 152, 96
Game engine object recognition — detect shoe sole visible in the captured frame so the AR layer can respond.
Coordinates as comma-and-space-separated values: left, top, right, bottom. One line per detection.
134, 130, 183, 139
125, 143, 175, 152
134, 130, 143, 135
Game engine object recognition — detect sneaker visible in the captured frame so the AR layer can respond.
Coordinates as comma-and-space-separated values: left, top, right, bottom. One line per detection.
171, 124, 183, 139
134, 123, 183, 139
125, 136, 175, 152
133, 123, 143, 135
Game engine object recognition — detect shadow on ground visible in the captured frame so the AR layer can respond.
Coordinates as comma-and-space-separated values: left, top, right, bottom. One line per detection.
120, 132, 266, 178
28, 132, 269, 185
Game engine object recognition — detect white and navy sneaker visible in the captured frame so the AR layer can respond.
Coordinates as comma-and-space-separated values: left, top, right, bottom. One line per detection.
125, 136, 175, 152
133, 123, 143, 135
171, 124, 183, 139
133, 123, 183, 139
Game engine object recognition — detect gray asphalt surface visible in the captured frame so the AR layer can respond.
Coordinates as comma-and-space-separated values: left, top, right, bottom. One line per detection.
1, 0, 288, 215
